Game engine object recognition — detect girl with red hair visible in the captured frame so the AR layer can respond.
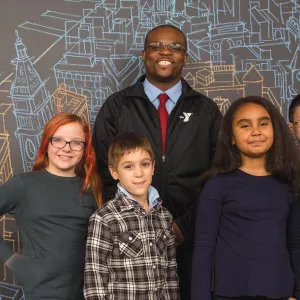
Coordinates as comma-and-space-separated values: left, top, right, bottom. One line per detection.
0, 112, 102, 300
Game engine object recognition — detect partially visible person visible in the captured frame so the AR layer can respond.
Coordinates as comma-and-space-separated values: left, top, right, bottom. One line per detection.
93, 24, 222, 299
84, 132, 179, 300
192, 96, 300, 300
288, 196, 300, 300
287, 94, 300, 300
0, 112, 102, 300
288, 94, 300, 151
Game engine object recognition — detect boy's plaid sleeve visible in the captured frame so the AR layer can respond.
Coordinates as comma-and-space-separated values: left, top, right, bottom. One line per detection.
162, 219, 180, 300
84, 213, 112, 300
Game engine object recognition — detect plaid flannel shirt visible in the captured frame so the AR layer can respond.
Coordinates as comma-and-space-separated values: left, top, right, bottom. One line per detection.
84, 189, 179, 300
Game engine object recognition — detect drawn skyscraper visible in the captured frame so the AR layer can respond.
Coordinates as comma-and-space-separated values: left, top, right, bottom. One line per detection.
290, 43, 300, 95
212, 0, 242, 24
287, 0, 300, 45
10, 31, 53, 172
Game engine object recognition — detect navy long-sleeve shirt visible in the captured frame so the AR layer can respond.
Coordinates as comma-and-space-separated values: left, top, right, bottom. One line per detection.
191, 169, 294, 300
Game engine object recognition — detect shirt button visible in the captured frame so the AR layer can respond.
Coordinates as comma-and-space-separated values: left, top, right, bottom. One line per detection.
129, 236, 133, 241
163, 235, 167, 239
153, 265, 156, 269
149, 242, 153, 246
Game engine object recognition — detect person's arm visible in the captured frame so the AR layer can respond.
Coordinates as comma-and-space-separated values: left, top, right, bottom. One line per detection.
84, 213, 112, 300
92, 97, 119, 202
174, 102, 223, 244
191, 178, 223, 300
0, 175, 23, 265
162, 217, 180, 299
287, 197, 300, 299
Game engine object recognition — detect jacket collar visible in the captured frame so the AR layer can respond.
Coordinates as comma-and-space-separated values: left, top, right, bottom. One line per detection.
129, 74, 199, 99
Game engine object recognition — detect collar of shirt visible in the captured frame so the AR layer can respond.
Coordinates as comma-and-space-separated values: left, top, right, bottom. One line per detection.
117, 183, 160, 209
143, 78, 182, 114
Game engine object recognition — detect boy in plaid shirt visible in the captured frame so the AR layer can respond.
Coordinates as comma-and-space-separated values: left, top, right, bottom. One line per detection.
84, 132, 179, 299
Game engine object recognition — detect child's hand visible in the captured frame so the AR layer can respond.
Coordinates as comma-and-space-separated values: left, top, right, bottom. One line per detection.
172, 221, 184, 246
5, 253, 26, 270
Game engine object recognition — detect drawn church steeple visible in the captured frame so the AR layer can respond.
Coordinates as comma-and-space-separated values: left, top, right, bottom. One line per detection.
10, 31, 53, 171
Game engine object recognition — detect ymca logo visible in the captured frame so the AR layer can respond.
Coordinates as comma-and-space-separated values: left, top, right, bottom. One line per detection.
179, 112, 193, 122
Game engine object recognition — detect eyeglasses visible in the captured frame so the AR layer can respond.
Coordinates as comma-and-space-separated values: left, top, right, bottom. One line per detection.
49, 137, 86, 151
146, 41, 186, 53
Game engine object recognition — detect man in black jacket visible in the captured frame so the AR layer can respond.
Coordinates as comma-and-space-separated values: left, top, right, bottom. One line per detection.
93, 24, 222, 300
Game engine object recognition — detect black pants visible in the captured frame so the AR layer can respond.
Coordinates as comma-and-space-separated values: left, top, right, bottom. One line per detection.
177, 241, 193, 300
213, 296, 288, 300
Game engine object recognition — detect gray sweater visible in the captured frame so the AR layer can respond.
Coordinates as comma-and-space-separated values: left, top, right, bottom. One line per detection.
0, 170, 97, 300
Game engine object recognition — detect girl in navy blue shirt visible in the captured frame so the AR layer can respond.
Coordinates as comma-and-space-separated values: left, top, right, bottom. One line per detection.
191, 96, 300, 300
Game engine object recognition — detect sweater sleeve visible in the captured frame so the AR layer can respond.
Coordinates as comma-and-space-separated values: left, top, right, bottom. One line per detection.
92, 97, 119, 202
191, 177, 223, 300
287, 196, 300, 299
0, 175, 23, 263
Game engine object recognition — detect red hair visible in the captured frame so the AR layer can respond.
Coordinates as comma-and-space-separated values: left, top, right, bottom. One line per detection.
32, 112, 102, 206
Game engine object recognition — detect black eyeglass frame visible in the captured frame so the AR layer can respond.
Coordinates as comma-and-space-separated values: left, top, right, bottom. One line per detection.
49, 137, 86, 151
146, 41, 187, 53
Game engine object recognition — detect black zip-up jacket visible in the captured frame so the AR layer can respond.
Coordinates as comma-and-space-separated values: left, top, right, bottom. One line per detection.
93, 75, 222, 242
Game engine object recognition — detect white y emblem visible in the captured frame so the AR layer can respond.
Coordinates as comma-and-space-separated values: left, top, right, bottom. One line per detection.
180, 112, 193, 122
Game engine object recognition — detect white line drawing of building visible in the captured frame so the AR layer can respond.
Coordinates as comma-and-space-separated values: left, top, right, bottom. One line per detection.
0, 282, 24, 299
287, 0, 300, 44
10, 0, 299, 120
53, 4, 142, 124
10, 32, 53, 172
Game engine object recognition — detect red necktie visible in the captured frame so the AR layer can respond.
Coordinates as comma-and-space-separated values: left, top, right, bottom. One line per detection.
158, 93, 169, 156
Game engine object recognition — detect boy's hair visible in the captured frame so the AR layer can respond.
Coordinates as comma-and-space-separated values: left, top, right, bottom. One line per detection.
203, 96, 300, 192
108, 132, 154, 169
289, 94, 300, 122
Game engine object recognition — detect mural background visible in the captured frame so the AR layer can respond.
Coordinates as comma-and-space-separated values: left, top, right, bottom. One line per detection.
0, 0, 299, 297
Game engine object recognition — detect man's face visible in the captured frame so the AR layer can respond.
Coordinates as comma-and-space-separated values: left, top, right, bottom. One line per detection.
288, 106, 300, 143
142, 27, 187, 87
